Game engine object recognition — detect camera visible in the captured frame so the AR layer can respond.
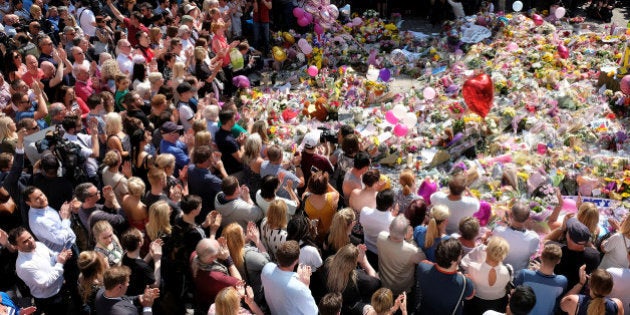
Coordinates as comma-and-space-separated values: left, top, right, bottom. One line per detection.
318, 127, 338, 144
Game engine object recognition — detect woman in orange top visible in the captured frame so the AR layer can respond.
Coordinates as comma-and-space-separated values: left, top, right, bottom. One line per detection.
304, 171, 340, 246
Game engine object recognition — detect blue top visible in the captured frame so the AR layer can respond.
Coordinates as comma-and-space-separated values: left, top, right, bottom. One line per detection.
159, 139, 189, 177
416, 261, 475, 315
187, 164, 223, 214
414, 225, 450, 262
16, 110, 48, 130
514, 269, 567, 315
576, 295, 618, 315
260, 161, 300, 200
0, 292, 19, 315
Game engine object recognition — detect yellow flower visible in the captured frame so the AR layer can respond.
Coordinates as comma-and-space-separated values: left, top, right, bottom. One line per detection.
384, 23, 397, 31
269, 126, 277, 134
517, 172, 529, 180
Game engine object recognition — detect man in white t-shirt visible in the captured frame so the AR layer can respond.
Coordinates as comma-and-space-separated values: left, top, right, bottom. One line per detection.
430, 173, 480, 234
75, 0, 95, 37
360, 189, 396, 270
492, 202, 540, 271
607, 252, 630, 315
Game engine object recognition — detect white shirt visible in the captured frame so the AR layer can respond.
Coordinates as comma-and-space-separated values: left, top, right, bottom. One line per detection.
359, 207, 394, 253
599, 233, 630, 269
492, 225, 539, 272
430, 191, 480, 235
29, 206, 76, 253
63, 132, 98, 177
607, 267, 630, 315
261, 263, 318, 315
16, 242, 65, 299
466, 261, 510, 300
255, 190, 298, 217
299, 244, 322, 272
116, 53, 134, 76
76, 7, 96, 36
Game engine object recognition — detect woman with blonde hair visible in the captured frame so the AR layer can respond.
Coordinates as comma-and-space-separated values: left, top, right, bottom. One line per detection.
221, 223, 269, 305
250, 120, 269, 158
260, 199, 289, 260
242, 133, 264, 199
105, 112, 131, 157
101, 150, 129, 204
365, 288, 407, 315
599, 215, 630, 269
561, 267, 622, 315
189, 130, 212, 159
122, 177, 148, 231
462, 236, 511, 315
172, 62, 187, 86
0, 116, 17, 154
413, 205, 450, 262
395, 169, 420, 215
323, 208, 358, 258
154, 153, 186, 196
547, 201, 600, 244
99, 59, 123, 93
92, 220, 124, 267
323, 244, 380, 314
209, 286, 264, 315
145, 200, 172, 241
78, 250, 108, 312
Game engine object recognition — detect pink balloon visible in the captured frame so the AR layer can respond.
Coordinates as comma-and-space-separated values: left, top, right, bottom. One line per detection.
557, 44, 569, 59
232, 75, 250, 88
314, 23, 324, 35
297, 16, 310, 27
293, 7, 305, 18
352, 17, 362, 26
423, 87, 436, 100
307, 65, 318, 77
506, 42, 518, 52
385, 110, 398, 124
532, 14, 543, 26
393, 124, 408, 137
473, 201, 492, 226
561, 198, 578, 214
304, 12, 314, 24
418, 179, 438, 204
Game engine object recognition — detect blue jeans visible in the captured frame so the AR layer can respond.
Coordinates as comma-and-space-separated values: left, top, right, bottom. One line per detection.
253, 22, 270, 56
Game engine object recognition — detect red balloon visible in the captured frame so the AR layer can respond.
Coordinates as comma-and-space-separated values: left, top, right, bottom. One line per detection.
557, 44, 569, 59
462, 73, 494, 118
532, 14, 543, 26
621, 75, 630, 94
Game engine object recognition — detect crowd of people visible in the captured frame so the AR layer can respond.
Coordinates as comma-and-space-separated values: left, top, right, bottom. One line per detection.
0, 0, 627, 314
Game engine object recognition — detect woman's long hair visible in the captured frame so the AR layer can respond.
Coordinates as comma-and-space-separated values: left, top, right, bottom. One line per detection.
146, 200, 172, 241
326, 244, 359, 293
0, 116, 16, 141
327, 208, 355, 253
77, 251, 107, 303
214, 286, 241, 315
222, 223, 245, 272
425, 205, 450, 248
587, 269, 614, 315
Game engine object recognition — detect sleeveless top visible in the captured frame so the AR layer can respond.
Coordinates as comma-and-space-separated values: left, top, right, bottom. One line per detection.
304, 193, 336, 241
576, 295, 619, 315
95, 241, 124, 267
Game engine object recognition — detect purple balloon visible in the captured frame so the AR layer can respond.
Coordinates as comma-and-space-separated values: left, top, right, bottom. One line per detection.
232, 75, 250, 88
417, 179, 438, 204
379, 68, 391, 82
304, 12, 314, 24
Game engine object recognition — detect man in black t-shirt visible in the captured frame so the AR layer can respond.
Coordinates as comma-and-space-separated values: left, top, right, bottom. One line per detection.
553, 218, 600, 289
214, 110, 245, 179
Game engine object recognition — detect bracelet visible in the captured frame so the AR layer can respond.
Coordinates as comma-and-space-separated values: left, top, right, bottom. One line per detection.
223, 256, 234, 267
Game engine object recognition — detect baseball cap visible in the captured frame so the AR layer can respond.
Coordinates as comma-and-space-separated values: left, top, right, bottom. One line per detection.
181, 15, 193, 23
176, 82, 195, 94
566, 217, 590, 244
161, 121, 183, 134
183, 4, 196, 14
303, 132, 319, 149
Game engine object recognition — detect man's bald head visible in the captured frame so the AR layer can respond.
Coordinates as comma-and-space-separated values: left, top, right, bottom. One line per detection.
195, 238, 219, 263
40, 61, 55, 77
